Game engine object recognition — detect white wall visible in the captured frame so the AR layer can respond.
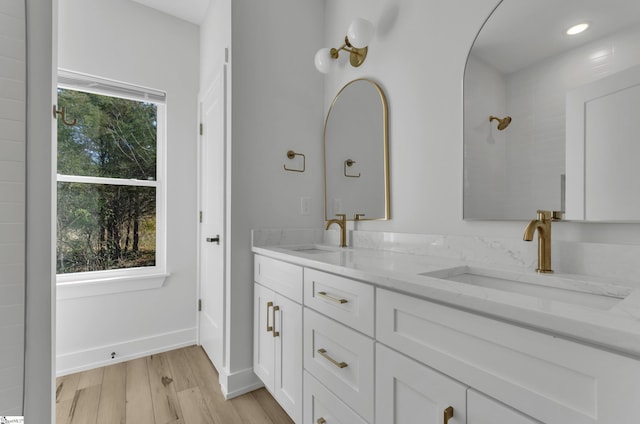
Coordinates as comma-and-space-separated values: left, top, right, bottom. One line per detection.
200, 0, 324, 395
24, 0, 56, 420
320, 0, 640, 243
0, 0, 26, 415
56, 0, 200, 374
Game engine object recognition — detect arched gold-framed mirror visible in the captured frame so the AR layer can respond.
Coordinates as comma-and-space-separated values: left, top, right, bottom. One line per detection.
324, 79, 390, 221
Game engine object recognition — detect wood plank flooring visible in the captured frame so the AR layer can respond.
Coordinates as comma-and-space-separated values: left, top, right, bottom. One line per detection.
56, 345, 294, 424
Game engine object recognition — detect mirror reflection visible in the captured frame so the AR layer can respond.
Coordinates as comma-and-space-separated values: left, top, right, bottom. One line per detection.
464, 0, 640, 221
324, 79, 390, 221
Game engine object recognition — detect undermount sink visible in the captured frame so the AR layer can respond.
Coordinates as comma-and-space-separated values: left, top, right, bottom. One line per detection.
283, 245, 341, 254
420, 266, 632, 310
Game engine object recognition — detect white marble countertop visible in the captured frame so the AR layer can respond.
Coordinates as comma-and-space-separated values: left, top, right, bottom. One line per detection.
252, 243, 640, 358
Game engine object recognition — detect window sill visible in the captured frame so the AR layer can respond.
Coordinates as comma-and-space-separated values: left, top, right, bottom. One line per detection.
56, 272, 169, 300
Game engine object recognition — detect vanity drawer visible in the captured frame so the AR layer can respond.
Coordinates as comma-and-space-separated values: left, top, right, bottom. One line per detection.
376, 288, 640, 424
303, 268, 374, 336
304, 371, 368, 424
254, 255, 303, 302
304, 308, 374, 423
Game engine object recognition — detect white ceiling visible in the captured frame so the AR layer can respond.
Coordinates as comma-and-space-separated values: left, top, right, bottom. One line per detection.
130, 0, 210, 25
471, 0, 640, 74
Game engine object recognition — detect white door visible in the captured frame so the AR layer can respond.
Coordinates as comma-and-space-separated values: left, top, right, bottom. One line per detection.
198, 66, 227, 370
566, 65, 640, 220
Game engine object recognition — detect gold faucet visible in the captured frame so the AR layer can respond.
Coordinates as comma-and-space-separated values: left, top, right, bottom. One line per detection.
523, 210, 561, 273
326, 214, 347, 248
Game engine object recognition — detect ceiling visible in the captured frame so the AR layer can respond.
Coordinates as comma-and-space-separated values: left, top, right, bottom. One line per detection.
470, 0, 640, 74
130, 0, 210, 25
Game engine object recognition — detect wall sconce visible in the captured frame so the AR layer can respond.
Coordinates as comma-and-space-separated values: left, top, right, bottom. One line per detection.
314, 18, 375, 74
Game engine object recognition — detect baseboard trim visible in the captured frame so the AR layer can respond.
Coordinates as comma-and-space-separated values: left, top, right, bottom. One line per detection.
56, 327, 197, 376
219, 366, 263, 399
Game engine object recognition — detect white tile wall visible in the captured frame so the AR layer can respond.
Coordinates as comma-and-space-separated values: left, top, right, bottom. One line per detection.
0, 0, 25, 415
464, 55, 508, 219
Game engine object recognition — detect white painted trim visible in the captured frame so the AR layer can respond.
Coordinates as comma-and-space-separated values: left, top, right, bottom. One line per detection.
56, 174, 158, 187
56, 272, 169, 299
218, 366, 263, 399
55, 327, 196, 376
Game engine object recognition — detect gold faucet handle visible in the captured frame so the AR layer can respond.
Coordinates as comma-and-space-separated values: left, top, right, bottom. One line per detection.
552, 210, 564, 220
335, 213, 347, 221
536, 210, 552, 220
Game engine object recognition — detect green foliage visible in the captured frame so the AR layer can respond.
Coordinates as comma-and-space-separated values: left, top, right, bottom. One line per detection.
56, 89, 158, 274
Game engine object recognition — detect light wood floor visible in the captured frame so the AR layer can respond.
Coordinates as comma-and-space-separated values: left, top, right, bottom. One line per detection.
56, 345, 294, 424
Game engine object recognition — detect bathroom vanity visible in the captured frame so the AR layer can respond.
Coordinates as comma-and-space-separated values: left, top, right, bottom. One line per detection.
252, 230, 640, 424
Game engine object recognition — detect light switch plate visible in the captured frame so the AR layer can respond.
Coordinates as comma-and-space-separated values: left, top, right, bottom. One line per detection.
300, 197, 311, 216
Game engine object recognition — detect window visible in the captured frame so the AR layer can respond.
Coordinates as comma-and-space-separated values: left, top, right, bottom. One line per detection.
56, 70, 166, 292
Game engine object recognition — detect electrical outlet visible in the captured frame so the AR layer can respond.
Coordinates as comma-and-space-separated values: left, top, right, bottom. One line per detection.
300, 197, 311, 216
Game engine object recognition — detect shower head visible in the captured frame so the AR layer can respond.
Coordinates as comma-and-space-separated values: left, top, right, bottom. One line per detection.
490, 115, 512, 131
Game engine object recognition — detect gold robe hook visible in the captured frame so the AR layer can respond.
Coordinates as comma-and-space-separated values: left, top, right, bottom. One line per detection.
53, 105, 77, 126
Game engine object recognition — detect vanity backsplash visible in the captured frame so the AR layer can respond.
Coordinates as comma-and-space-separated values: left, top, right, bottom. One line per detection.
252, 228, 640, 289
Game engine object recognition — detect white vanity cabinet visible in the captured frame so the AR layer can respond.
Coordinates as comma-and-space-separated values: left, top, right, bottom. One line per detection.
253, 256, 303, 423
376, 288, 640, 424
253, 251, 640, 424
376, 343, 466, 424
467, 390, 540, 424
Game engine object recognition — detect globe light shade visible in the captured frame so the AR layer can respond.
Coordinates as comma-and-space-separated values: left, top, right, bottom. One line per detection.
314, 48, 335, 74
347, 18, 375, 48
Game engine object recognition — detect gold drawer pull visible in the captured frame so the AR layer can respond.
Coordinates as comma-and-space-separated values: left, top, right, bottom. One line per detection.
317, 348, 348, 368
272, 305, 280, 337
266, 301, 273, 332
317, 419, 326, 424
317, 291, 348, 304
444, 406, 454, 424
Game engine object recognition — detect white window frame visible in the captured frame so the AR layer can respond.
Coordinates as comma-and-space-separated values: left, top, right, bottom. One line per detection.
55, 69, 168, 299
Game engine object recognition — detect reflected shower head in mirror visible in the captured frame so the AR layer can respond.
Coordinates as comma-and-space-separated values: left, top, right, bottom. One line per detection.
489, 115, 512, 130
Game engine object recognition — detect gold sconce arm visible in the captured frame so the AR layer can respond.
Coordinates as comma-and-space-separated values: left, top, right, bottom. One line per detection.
330, 37, 369, 67
284, 150, 306, 172
344, 159, 361, 178
315, 18, 374, 73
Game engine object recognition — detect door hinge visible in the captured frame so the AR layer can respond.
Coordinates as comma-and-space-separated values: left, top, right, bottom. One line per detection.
198, 299, 202, 311
199, 211, 203, 223
199, 123, 203, 135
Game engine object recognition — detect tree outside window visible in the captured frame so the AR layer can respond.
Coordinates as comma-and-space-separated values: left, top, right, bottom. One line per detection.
56, 87, 162, 274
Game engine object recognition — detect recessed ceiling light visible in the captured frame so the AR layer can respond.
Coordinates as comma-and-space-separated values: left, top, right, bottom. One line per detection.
566, 23, 590, 35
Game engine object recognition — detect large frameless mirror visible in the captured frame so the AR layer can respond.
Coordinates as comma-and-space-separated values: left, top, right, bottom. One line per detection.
324, 79, 390, 221
463, 0, 640, 221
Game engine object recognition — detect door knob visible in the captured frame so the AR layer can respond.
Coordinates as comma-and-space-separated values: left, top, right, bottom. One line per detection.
206, 235, 220, 245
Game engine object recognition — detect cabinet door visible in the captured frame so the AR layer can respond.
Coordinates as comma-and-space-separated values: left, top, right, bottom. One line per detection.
274, 293, 303, 423
254, 283, 275, 391
468, 389, 541, 424
376, 344, 466, 424
304, 371, 368, 424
